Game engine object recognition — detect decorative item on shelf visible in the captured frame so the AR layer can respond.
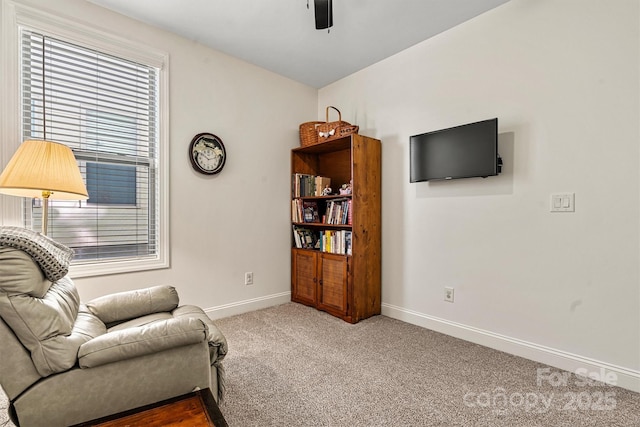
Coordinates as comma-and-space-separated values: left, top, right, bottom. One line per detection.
314, 176, 331, 196
339, 180, 352, 195
316, 106, 359, 143
321, 185, 332, 196
299, 121, 324, 147
189, 133, 226, 175
298, 106, 359, 147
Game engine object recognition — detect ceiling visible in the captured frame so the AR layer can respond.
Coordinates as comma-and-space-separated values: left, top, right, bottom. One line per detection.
86, 0, 510, 88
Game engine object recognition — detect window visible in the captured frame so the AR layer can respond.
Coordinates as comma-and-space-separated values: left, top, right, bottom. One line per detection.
86, 163, 137, 206
83, 110, 139, 207
14, 19, 169, 276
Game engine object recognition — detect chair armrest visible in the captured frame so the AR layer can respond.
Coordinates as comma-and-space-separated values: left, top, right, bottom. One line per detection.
85, 285, 179, 325
77, 317, 207, 368
172, 305, 228, 363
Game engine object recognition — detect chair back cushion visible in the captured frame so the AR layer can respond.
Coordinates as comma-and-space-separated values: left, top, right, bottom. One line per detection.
0, 226, 73, 282
0, 246, 105, 377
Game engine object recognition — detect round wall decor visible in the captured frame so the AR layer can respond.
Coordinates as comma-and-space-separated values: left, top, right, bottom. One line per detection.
188, 133, 226, 175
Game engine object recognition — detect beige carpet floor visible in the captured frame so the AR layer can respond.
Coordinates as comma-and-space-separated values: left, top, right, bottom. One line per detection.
215, 303, 640, 426
2, 302, 639, 426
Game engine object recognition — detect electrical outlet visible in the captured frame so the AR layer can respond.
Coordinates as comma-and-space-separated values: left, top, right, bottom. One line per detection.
444, 287, 454, 303
244, 272, 254, 285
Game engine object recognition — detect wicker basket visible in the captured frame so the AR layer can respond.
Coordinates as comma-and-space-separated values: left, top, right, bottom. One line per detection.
299, 121, 324, 147
299, 106, 359, 146
316, 106, 359, 143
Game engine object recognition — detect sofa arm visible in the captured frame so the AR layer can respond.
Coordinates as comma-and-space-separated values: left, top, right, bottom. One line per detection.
86, 285, 179, 325
78, 317, 207, 368
172, 305, 228, 363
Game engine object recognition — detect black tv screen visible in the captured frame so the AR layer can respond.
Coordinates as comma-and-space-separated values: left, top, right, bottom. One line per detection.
410, 118, 500, 182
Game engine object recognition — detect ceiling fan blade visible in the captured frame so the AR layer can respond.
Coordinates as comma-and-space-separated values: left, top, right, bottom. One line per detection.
314, 0, 333, 30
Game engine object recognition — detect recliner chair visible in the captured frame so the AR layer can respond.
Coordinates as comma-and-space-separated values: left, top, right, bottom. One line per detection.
0, 226, 227, 427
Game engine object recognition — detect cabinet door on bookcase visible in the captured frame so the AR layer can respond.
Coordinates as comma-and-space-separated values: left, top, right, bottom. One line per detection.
317, 253, 349, 315
291, 249, 317, 305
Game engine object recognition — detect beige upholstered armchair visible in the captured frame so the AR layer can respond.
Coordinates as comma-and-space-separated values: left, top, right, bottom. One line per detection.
0, 227, 227, 427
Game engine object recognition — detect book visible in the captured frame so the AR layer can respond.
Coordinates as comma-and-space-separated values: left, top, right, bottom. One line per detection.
316, 229, 353, 255
293, 174, 336, 197
292, 225, 302, 248
292, 199, 306, 223
345, 231, 352, 255
302, 201, 319, 223
292, 226, 318, 249
325, 197, 350, 225
292, 173, 316, 197
291, 199, 298, 222
315, 176, 331, 196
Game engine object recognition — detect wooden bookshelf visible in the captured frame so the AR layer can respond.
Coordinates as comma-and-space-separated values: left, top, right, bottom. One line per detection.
291, 134, 381, 323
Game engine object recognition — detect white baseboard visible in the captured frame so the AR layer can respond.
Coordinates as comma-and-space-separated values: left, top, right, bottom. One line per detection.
382, 303, 640, 393
204, 291, 291, 320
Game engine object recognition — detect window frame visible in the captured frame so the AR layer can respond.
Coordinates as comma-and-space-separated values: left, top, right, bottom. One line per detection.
0, 1, 170, 277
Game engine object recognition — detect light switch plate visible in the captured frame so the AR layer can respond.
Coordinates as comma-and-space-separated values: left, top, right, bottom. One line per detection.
550, 193, 575, 212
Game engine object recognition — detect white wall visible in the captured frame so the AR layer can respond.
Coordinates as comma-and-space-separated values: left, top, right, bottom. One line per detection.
319, 0, 640, 390
2, 0, 638, 391
0, 0, 317, 313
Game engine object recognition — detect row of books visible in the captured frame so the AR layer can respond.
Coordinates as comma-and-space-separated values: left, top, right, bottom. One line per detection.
325, 198, 352, 225
291, 198, 352, 225
292, 199, 320, 223
292, 226, 352, 255
319, 230, 352, 255
292, 174, 331, 198
292, 226, 319, 250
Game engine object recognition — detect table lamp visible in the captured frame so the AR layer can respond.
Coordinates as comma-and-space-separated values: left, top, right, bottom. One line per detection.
0, 139, 89, 235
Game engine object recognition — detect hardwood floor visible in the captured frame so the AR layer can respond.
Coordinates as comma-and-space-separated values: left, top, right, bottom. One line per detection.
74, 389, 227, 427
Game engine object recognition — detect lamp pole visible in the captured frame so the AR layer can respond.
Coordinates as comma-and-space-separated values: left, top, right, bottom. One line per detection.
41, 190, 51, 235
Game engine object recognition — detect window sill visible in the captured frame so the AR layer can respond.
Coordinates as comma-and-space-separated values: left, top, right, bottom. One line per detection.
69, 255, 169, 278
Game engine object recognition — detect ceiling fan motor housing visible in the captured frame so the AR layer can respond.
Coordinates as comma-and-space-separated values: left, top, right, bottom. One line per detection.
315, 0, 333, 30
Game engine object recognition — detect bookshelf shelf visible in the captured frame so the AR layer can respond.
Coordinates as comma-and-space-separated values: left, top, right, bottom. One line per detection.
290, 134, 381, 323
297, 195, 352, 200
292, 222, 351, 229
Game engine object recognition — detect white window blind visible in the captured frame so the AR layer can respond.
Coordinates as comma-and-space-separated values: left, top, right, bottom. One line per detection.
20, 29, 160, 264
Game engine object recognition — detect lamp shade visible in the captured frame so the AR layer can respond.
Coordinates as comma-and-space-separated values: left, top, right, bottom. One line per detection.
0, 140, 88, 200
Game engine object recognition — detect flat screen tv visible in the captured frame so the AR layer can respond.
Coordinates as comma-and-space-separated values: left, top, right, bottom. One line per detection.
410, 118, 501, 182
